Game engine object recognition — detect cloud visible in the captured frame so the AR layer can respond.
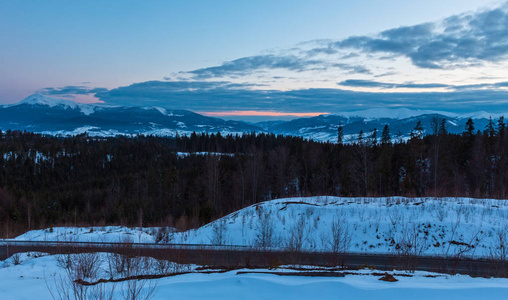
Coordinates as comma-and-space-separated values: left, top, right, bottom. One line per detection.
338, 80, 450, 89
330, 4, 508, 69
339, 79, 508, 91
185, 53, 373, 79
97, 80, 508, 115
181, 2, 508, 81
39, 86, 108, 96
188, 55, 326, 79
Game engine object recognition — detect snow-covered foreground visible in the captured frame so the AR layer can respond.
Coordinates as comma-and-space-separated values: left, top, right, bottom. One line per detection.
12, 197, 508, 258
1, 252, 508, 300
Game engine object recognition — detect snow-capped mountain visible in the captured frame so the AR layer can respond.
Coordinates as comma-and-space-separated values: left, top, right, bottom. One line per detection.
0, 94, 262, 136
0, 94, 503, 140
258, 109, 503, 142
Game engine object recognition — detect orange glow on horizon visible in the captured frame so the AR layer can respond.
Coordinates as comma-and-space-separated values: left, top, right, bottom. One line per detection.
201, 110, 328, 117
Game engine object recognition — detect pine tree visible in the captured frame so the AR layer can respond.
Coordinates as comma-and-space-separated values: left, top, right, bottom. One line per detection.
411, 120, 424, 139
465, 118, 475, 137
337, 123, 344, 145
381, 125, 391, 144
484, 117, 496, 138
497, 116, 505, 139
369, 128, 377, 146
438, 119, 448, 135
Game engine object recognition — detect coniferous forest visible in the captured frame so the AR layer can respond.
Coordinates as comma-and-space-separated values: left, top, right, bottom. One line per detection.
0, 117, 507, 236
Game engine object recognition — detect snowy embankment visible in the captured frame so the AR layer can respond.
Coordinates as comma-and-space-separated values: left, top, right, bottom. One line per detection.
11, 197, 508, 258
1, 252, 508, 300
12, 226, 160, 243
172, 196, 508, 259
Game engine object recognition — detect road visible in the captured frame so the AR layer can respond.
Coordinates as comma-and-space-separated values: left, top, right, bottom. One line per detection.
1, 241, 507, 277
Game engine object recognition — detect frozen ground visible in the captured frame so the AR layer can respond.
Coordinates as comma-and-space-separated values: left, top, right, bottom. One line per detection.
1, 252, 508, 300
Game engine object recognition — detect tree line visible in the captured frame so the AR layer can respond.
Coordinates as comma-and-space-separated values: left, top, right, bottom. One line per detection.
0, 115, 506, 236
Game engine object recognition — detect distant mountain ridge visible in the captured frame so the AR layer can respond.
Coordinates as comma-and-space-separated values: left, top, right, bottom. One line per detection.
0, 94, 262, 136
0, 94, 504, 141
259, 111, 501, 142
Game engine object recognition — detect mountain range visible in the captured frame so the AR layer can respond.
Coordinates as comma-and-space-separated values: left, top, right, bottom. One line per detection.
0, 94, 503, 142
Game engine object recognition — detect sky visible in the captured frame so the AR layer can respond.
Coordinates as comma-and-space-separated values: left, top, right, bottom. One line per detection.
1, 0, 507, 121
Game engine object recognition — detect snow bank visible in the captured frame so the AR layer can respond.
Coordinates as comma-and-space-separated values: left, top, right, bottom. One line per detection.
13, 226, 158, 243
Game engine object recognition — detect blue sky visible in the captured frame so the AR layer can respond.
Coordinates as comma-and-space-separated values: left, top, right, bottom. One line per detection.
1, 0, 507, 120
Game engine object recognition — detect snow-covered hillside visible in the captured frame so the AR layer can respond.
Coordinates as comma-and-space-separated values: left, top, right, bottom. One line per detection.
171, 196, 508, 258
13, 226, 160, 243
14, 197, 508, 259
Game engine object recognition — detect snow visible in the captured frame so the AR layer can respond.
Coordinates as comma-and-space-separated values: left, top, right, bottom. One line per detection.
11, 196, 508, 259
329, 107, 507, 121
40, 125, 102, 136
1, 253, 508, 300
176, 152, 235, 158
11, 196, 508, 258
16, 93, 97, 115
331, 108, 459, 120
12, 226, 158, 243
170, 196, 508, 258
152, 107, 174, 116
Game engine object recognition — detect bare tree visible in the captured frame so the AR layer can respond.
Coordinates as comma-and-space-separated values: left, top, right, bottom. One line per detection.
120, 257, 159, 300
395, 222, 429, 257
209, 219, 228, 246
328, 217, 352, 255
285, 215, 307, 252
394, 222, 429, 272
491, 225, 508, 261
254, 211, 278, 249
48, 252, 104, 300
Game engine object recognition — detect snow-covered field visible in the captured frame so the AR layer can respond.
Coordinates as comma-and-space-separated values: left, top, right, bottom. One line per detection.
1, 252, 508, 300
12, 197, 508, 259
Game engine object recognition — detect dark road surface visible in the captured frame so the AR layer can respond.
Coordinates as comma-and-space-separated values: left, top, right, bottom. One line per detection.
1, 241, 507, 277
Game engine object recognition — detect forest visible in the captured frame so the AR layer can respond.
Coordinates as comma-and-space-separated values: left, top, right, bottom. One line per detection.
0, 116, 506, 236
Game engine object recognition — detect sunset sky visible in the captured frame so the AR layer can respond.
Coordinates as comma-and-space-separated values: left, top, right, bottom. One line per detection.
1, 0, 507, 120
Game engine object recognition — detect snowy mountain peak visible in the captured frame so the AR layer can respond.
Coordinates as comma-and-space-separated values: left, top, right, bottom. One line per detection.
17, 93, 96, 115
19, 93, 78, 108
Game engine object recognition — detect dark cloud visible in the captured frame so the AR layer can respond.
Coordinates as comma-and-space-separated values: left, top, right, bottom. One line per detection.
333, 64, 371, 74
40, 86, 108, 96
188, 55, 326, 79
97, 80, 508, 115
178, 4, 508, 80
330, 4, 508, 68
187, 54, 372, 79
